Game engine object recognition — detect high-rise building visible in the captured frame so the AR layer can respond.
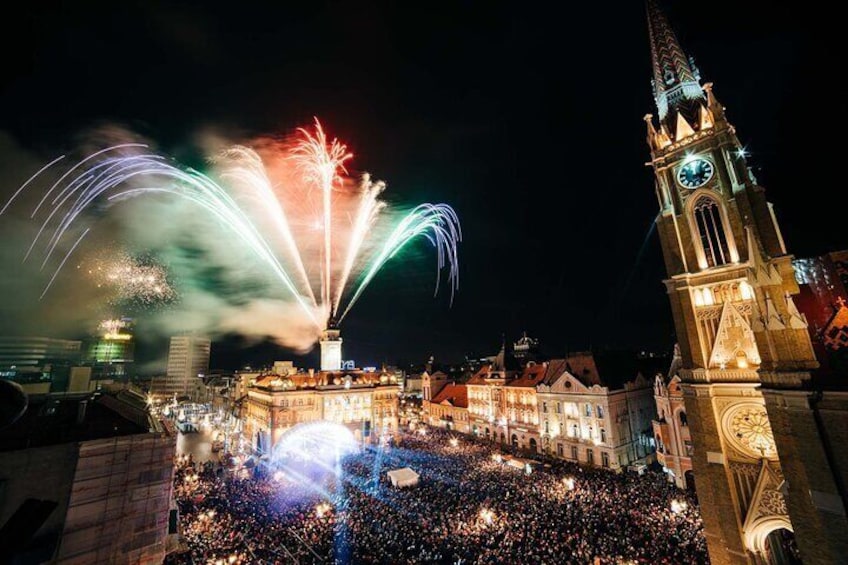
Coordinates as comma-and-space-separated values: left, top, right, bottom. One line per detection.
644, 2, 848, 563
84, 318, 135, 382
0, 336, 82, 393
151, 336, 211, 399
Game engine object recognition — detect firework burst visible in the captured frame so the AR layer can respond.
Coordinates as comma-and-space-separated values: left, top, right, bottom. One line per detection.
80, 251, 176, 306
3, 119, 462, 335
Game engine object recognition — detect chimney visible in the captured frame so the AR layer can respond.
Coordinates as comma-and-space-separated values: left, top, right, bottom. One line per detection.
77, 400, 88, 424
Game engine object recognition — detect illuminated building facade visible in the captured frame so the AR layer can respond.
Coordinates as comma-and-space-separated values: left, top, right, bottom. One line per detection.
243, 368, 399, 452
465, 352, 656, 467
422, 381, 469, 433
653, 345, 694, 489
501, 363, 544, 452
465, 342, 519, 442
644, 1, 848, 562
536, 354, 655, 470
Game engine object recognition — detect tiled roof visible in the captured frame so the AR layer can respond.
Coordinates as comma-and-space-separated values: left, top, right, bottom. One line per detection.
466, 366, 494, 385
507, 363, 548, 388
563, 352, 601, 387
431, 384, 468, 408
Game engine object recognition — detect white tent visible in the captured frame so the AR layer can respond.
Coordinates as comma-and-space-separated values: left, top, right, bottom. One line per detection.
387, 467, 420, 488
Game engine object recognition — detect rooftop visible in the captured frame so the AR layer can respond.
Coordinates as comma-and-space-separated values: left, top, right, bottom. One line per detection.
251, 369, 399, 392
0, 391, 150, 452
430, 383, 468, 408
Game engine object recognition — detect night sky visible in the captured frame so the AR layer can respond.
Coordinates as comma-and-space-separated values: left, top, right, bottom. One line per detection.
1, 1, 846, 371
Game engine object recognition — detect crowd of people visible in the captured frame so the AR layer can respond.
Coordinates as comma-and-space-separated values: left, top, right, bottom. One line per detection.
166, 426, 708, 564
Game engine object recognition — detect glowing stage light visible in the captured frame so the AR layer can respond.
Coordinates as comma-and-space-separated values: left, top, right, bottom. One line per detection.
315, 502, 332, 518
479, 508, 495, 525
671, 499, 688, 514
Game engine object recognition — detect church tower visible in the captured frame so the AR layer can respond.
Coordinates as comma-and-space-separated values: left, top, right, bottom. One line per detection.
320, 318, 342, 371
644, 2, 848, 563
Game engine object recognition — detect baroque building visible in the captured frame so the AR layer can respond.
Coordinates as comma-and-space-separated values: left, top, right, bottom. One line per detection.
653, 344, 694, 489
644, 2, 848, 563
536, 354, 656, 471
422, 381, 470, 434
463, 350, 657, 470
242, 368, 399, 452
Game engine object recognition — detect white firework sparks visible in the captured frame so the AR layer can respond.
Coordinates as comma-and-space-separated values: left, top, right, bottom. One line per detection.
82, 252, 176, 305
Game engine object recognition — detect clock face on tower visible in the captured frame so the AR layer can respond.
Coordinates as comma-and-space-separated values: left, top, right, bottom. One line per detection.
677, 158, 715, 189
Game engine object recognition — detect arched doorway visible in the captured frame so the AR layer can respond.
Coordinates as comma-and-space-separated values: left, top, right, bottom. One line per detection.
746, 517, 798, 565
764, 529, 802, 565
511, 434, 518, 448
529, 438, 537, 453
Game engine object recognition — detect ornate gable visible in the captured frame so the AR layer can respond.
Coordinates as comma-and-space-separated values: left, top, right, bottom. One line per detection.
709, 301, 761, 369
543, 371, 592, 394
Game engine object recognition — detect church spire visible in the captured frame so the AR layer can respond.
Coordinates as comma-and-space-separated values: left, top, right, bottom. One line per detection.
646, 0, 704, 121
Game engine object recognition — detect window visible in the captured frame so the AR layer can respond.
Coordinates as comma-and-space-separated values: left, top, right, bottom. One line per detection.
556, 402, 562, 414
571, 424, 578, 438
557, 443, 564, 457
543, 402, 548, 413
511, 434, 518, 447
559, 422, 564, 436
656, 435, 664, 453
602, 452, 610, 468
585, 404, 592, 417
679, 411, 688, 427
570, 445, 578, 460
600, 429, 607, 443
544, 421, 549, 434
587, 449, 595, 466
596, 405, 604, 419
693, 195, 731, 267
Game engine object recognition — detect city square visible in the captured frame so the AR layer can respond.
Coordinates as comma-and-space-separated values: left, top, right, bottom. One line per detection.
167, 425, 706, 564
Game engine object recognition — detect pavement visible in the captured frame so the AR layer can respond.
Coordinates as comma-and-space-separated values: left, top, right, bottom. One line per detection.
175, 426, 215, 463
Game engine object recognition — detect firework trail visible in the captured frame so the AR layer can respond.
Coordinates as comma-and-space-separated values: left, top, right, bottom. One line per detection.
3, 120, 462, 334
290, 119, 352, 316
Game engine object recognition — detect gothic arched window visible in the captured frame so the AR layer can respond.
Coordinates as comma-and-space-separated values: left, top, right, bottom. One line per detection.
692, 195, 731, 267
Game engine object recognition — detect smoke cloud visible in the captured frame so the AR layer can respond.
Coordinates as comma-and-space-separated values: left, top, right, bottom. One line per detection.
0, 126, 322, 355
